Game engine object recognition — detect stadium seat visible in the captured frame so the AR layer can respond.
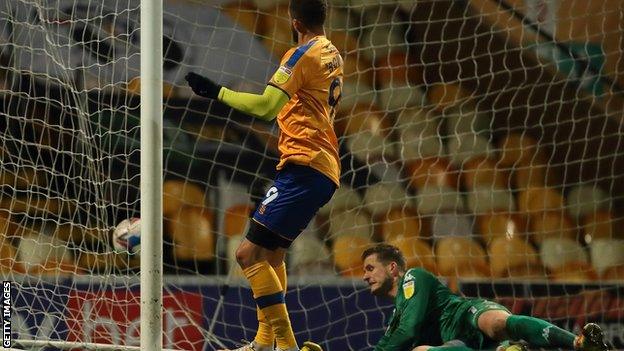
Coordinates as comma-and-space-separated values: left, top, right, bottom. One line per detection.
511, 161, 556, 190
415, 185, 465, 215
435, 236, 489, 278
221, 1, 265, 35
328, 210, 374, 240
488, 237, 543, 278
332, 234, 373, 277
589, 239, 624, 277
461, 157, 508, 191
346, 130, 395, 164
444, 105, 490, 137
338, 104, 390, 137
327, 30, 359, 55
446, 134, 494, 166
582, 210, 620, 242
54, 223, 106, 247
387, 236, 436, 273
405, 157, 458, 190
539, 238, 589, 272
0, 238, 23, 273
549, 261, 598, 282
363, 183, 411, 219
601, 265, 624, 281
290, 232, 333, 275
163, 180, 206, 218
431, 212, 473, 240
477, 212, 528, 243
566, 185, 611, 219
167, 207, 215, 261
467, 188, 515, 214
338, 54, 375, 114
374, 52, 425, 111
517, 186, 565, 216
529, 211, 576, 245
426, 83, 469, 112
380, 208, 421, 242
360, 8, 409, 63
497, 133, 539, 168
226, 234, 245, 277
224, 204, 255, 237
318, 185, 363, 218
17, 231, 77, 275
397, 109, 444, 162
261, 3, 292, 59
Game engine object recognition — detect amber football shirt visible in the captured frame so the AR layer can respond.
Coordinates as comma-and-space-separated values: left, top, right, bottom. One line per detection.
268, 35, 343, 186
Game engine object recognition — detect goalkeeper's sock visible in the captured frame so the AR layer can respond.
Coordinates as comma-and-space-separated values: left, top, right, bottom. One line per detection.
254, 262, 287, 347
244, 261, 298, 351
506, 315, 576, 348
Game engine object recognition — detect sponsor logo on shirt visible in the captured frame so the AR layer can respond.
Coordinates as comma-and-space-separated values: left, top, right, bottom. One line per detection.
273, 66, 292, 84
403, 280, 414, 299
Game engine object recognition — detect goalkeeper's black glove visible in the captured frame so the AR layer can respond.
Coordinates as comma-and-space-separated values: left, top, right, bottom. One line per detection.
185, 72, 222, 99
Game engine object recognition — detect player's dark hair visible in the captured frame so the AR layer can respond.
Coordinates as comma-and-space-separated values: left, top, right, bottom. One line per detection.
361, 244, 406, 271
289, 0, 327, 29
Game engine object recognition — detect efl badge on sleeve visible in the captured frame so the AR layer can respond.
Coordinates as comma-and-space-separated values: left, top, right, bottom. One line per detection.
272, 66, 292, 84
403, 280, 414, 299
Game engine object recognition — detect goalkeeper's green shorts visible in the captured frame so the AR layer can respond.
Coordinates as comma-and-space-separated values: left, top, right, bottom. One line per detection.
440, 298, 510, 349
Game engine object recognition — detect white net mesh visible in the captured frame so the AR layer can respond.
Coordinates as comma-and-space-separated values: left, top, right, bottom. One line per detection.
1, 0, 623, 350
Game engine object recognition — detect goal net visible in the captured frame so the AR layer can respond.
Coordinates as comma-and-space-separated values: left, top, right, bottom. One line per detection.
0, 0, 623, 350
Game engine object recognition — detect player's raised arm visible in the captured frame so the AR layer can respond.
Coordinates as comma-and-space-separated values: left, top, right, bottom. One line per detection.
184, 72, 289, 121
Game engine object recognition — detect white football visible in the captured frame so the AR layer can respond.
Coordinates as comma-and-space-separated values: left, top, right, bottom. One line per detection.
113, 218, 141, 254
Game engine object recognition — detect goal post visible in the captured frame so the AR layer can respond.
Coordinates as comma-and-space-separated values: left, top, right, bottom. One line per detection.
140, 0, 164, 351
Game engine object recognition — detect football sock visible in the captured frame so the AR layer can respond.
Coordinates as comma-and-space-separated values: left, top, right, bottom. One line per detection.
244, 261, 297, 350
506, 315, 575, 348
255, 262, 287, 347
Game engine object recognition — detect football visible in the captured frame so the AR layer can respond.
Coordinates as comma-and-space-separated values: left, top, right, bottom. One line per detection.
112, 217, 141, 254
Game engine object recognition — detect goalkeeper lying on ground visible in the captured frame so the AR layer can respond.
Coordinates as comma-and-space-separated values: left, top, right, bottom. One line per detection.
361, 244, 610, 351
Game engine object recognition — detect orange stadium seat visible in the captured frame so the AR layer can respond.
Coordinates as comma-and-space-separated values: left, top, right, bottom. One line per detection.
374, 52, 425, 111
435, 236, 489, 278
222, 1, 265, 35
260, 3, 292, 59
163, 180, 206, 218
388, 236, 436, 273
529, 211, 576, 245
511, 160, 559, 190
589, 239, 624, 278
497, 133, 539, 168
461, 157, 508, 191
601, 265, 624, 281
517, 186, 565, 215
582, 210, 621, 242
224, 204, 255, 237
477, 212, 528, 243
363, 183, 411, 219
426, 83, 469, 112
167, 207, 215, 261
488, 237, 543, 278
327, 30, 359, 55
380, 208, 421, 242
405, 157, 458, 190
328, 210, 374, 240
333, 234, 373, 277
54, 223, 106, 247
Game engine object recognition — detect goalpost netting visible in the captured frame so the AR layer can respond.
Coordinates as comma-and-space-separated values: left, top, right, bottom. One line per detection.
0, 0, 623, 350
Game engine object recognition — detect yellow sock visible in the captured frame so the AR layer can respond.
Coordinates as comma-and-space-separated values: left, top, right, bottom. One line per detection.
243, 261, 297, 350
254, 262, 287, 347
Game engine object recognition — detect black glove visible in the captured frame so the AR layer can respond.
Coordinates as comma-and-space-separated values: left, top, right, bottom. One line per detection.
185, 72, 222, 99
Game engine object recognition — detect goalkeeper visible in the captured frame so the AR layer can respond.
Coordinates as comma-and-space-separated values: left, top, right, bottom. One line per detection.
186, 1, 342, 350
361, 244, 609, 351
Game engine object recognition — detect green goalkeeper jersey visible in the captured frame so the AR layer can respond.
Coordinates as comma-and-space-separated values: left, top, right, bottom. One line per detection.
375, 268, 478, 351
